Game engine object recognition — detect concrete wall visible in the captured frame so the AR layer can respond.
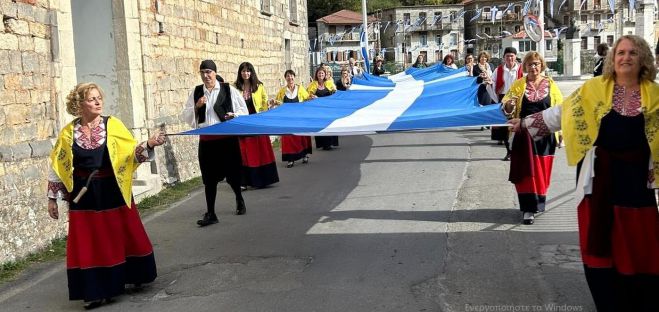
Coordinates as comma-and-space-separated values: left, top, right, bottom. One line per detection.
71, 0, 119, 114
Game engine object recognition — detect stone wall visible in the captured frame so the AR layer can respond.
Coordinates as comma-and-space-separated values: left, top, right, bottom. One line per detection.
0, 0, 69, 264
138, 0, 310, 184
0, 0, 309, 265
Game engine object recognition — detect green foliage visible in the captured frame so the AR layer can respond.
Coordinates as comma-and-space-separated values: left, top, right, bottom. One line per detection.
137, 177, 203, 212
0, 238, 67, 284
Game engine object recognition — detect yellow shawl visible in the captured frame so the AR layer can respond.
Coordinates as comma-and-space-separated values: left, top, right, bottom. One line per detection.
502, 76, 564, 119
560, 76, 659, 182
502, 76, 564, 141
252, 84, 269, 113
50, 116, 139, 207
306, 80, 336, 95
275, 84, 309, 103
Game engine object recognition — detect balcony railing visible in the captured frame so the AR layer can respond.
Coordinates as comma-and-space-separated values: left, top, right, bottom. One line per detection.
325, 32, 377, 42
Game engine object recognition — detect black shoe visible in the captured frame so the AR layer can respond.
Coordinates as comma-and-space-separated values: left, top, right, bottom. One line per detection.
322, 146, 332, 150
522, 212, 534, 225
236, 199, 246, 215
197, 213, 218, 226
302, 156, 309, 164
84, 300, 103, 310
502, 152, 511, 161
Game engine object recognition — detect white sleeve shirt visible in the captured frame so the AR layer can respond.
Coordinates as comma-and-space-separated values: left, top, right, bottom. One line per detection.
493, 62, 522, 95
181, 83, 248, 129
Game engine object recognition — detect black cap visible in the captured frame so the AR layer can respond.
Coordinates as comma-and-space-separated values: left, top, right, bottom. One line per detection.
199, 60, 217, 72
503, 47, 517, 55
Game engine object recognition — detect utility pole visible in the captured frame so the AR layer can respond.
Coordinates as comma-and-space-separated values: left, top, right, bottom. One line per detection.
538, 0, 545, 58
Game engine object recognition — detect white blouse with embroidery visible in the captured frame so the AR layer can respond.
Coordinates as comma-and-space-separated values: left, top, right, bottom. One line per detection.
47, 120, 154, 199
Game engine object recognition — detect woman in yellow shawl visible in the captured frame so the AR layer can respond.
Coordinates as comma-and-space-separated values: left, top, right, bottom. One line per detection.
273, 69, 313, 168
234, 62, 279, 188
48, 83, 166, 309
509, 35, 659, 311
501, 52, 564, 225
308, 66, 338, 150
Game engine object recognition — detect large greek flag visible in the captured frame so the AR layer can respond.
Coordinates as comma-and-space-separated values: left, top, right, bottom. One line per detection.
183, 65, 507, 136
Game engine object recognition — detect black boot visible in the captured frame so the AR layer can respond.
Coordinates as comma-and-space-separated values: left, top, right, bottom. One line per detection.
197, 212, 218, 226
236, 199, 246, 215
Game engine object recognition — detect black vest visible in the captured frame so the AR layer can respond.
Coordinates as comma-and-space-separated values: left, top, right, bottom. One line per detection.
193, 82, 233, 124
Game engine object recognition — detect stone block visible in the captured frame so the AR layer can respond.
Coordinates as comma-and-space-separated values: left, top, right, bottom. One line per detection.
0, 33, 20, 50
0, 145, 12, 162
1, 1, 18, 18
15, 123, 36, 141
0, 164, 4, 176
4, 73, 22, 90
5, 18, 30, 36
0, 51, 9, 74
8, 50, 22, 72
21, 75, 34, 90
5, 104, 30, 125
16, 2, 35, 21
18, 35, 35, 51
22, 165, 40, 180
0, 88, 16, 105
29, 140, 53, 158
33, 6, 49, 24
29, 22, 48, 39
14, 90, 31, 104
22, 51, 39, 73
12, 143, 31, 161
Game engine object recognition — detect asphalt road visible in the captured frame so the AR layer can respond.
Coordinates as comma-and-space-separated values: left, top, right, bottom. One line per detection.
0, 80, 595, 312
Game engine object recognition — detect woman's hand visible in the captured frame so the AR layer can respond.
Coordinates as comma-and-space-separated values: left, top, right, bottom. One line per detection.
504, 96, 518, 114
309, 94, 317, 99
508, 118, 522, 133
147, 130, 166, 148
48, 199, 59, 220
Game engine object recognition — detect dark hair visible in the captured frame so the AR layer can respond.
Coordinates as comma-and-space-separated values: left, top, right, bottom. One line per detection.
284, 69, 296, 77
464, 53, 474, 63
442, 54, 454, 65
313, 66, 326, 82
596, 43, 609, 56
235, 62, 261, 93
413, 55, 425, 66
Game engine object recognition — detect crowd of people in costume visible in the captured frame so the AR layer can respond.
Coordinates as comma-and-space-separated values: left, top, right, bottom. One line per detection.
46, 35, 658, 310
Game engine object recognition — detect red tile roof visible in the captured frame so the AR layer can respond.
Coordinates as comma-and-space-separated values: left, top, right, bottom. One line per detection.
512, 30, 555, 39
316, 9, 378, 24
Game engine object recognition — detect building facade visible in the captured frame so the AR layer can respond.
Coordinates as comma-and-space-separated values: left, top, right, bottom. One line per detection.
0, 0, 309, 264
379, 5, 465, 66
314, 9, 378, 66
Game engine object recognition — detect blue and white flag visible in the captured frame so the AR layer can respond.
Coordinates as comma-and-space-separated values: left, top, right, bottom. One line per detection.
491, 6, 499, 23
360, 30, 370, 74
180, 66, 507, 136
470, 9, 482, 23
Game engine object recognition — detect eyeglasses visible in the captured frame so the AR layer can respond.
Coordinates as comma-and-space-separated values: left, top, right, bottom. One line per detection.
527, 62, 542, 68
85, 96, 103, 103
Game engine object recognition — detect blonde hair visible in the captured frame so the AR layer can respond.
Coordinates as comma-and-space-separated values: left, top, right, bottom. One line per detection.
522, 52, 546, 73
65, 82, 104, 117
476, 51, 490, 62
602, 35, 658, 82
